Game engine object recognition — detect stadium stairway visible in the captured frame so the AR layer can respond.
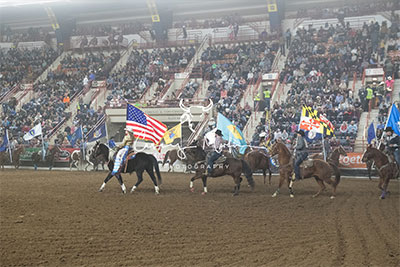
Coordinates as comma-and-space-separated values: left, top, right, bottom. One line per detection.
354, 108, 379, 152
160, 34, 210, 100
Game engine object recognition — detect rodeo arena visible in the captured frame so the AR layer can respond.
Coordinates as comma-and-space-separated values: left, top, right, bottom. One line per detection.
1, 0, 400, 266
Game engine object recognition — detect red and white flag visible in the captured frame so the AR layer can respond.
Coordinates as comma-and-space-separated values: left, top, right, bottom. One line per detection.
126, 104, 167, 147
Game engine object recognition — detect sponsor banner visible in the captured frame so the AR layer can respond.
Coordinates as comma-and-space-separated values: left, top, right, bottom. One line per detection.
20, 147, 80, 163
338, 153, 366, 169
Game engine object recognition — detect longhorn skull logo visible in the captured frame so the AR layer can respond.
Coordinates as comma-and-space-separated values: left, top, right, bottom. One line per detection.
179, 99, 213, 133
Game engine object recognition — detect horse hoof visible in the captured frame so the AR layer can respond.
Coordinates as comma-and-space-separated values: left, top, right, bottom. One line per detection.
330, 196, 335, 199
201, 192, 207, 196
380, 196, 385, 200
290, 194, 294, 198
190, 187, 195, 193
155, 192, 160, 195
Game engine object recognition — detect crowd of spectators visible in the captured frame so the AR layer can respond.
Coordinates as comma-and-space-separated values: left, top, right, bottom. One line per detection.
253, 21, 393, 151
0, 46, 59, 98
1, 26, 50, 43
73, 22, 148, 37
198, 41, 277, 130
1, 51, 120, 143
106, 46, 196, 106
295, 0, 398, 20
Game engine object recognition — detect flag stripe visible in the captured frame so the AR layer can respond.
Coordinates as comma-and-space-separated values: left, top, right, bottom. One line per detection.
126, 104, 167, 147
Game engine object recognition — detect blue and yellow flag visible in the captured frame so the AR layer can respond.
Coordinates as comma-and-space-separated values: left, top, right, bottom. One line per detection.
163, 123, 182, 144
217, 113, 248, 154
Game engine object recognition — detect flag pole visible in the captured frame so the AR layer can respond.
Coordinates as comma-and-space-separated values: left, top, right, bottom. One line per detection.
322, 133, 326, 161
41, 131, 45, 161
81, 125, 85, 158
6, 129, 12, 163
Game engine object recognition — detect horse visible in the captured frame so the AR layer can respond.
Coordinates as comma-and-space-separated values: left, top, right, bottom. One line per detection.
96, 144, 162, 194
162, 145, 206, 172
269, 142, 340, 198
244, 150, 272, 185
89, 141, 109, 171
69, 142, 107, 171
0, 146, 25, 170
361, 145, 398, 199
311, 145, 347, 166
364, 143, 385, 180
188, 146, 255, 196
311, 145, 347, 181
69, 150, 91, 171
32, 145, 61, 170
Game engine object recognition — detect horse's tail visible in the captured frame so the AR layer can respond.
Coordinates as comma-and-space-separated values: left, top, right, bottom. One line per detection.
162, 151, 170, 167
241, 160, 254, 188
152, 155, 162, 185
330, 163, 341, 186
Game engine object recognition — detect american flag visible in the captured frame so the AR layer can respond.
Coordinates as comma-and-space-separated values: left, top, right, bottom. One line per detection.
126, 104, 167, 145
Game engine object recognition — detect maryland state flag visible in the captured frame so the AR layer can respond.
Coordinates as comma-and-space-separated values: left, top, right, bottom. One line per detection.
163, 123, 182, 144
299, 105, 334, 141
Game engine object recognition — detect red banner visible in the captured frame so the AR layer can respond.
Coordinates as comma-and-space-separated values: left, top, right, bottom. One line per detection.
338, 153, 366, 169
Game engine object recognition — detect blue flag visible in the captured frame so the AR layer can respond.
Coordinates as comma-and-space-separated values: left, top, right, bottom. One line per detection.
0, 130, 9, 152
70, 126, 83, 147
367, 122, 376, 144
87, 122, 107, 143
217, 113, 248, 154
386, 103, 400, 135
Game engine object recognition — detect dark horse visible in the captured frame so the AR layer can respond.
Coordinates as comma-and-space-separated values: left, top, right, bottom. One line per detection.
31, 145, 61, 170
95, 143, 162, 194
188, 147, 255, 196
0, 146, 25, 170
244, 150, 272, 185
311, 145, 347, 181
361, 145, 398, 199
162, 144, 206, 172
270, 142, 340, 198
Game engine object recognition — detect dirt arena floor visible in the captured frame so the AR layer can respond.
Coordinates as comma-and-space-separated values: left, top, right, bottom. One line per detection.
0, 170, 399, 267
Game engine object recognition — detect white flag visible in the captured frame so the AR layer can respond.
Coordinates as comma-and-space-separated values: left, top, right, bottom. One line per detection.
23, 123, 42, 141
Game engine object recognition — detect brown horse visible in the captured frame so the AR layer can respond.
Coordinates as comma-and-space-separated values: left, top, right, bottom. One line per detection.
189, 149, 255, 196
269, 142, 340, 198
162, 145, 206, 172
0, 146, 25, 170
32, 145, 61, 170
361, 145, 398, 199
311, 145, 347, 166
244, 150, 272, 185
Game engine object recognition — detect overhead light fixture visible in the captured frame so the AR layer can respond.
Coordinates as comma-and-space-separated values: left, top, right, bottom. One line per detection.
0, 0, 71, 8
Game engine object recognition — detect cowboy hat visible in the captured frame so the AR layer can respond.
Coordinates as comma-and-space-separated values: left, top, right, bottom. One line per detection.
295, 130, 305, 136
259, 132, 267, 138
215, 129, 223, 136
384, 127, 394, 132
124, 128, 134, 133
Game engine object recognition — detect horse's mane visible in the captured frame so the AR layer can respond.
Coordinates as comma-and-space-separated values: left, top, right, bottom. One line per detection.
277, 142, 291, 156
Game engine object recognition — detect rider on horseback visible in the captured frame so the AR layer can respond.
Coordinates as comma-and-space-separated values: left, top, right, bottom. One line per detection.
206, 129, 225, 175
382, 127, 400, 168
111, 128, 135, 175
293, 130, 308, 181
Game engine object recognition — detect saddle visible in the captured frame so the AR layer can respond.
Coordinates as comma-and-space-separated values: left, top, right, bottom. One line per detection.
215, 155, 227, 164
300, 159, 314, 168
127, 151, 136, 160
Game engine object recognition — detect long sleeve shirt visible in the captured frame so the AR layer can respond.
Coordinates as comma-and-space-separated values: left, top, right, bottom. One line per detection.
118, 133, 135, 149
